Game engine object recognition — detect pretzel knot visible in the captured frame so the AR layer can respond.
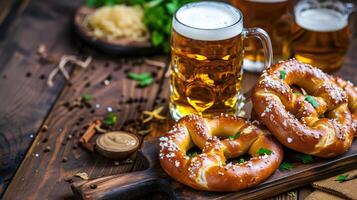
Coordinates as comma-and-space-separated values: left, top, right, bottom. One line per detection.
252, 59, 355, 158
159, 114, 283, 191
331, 76, 357, 135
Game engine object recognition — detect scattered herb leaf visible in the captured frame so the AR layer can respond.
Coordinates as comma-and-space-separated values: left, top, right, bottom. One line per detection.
187, 152, 197, 158
228, 132, 241, 140
228, 136, 235, 140
127, 72, 153, 87
305, 95, 319, 108
279, 162, 294, 171
82, 94, 93, 102
336, 174, 348, 182
319, 114, 326, 118
104, 112, 117, 126
127, 72, 151, 80
297, 154, 314, 164
239, 158, 245, 163
257, 147, 273, 155
279, 70, 287, 80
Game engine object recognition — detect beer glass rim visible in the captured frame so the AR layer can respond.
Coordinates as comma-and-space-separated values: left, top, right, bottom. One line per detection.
174, 1, 243, 31
294, 0, 350, 32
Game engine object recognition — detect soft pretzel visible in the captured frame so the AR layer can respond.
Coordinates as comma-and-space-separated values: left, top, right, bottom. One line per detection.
331, 76, 357, 135
159, 114, 283, 191
252, 59, 354, 158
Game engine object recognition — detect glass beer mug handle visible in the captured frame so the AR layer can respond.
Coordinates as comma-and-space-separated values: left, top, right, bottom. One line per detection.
242, 28, 273, 69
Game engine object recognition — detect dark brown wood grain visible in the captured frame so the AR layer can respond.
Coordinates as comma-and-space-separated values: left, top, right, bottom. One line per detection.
0, 0, 84, 195
2, 53, 168, 200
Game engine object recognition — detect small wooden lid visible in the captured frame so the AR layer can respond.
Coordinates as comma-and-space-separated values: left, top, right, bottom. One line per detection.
95, 131, 140, 160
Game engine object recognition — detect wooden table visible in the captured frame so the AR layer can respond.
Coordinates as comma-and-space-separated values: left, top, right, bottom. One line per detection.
0, 0, 356, 199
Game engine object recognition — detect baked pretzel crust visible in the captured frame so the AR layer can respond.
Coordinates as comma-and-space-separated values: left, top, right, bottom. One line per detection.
331, 76, 357, 135
159, 114, 283, 191
252, 59, 354, 158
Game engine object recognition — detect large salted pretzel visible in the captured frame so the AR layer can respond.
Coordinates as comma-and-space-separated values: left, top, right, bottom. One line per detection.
252, 59, 354, 158
159, 114, 283, 191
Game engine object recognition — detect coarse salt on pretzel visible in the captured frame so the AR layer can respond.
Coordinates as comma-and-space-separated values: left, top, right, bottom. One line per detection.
159, 114, 283, 191
252, 59, 354, 158
331, 76, 357, 136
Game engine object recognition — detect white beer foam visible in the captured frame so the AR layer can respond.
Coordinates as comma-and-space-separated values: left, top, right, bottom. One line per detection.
296, 8, 348, 32
173, 2, 243, 41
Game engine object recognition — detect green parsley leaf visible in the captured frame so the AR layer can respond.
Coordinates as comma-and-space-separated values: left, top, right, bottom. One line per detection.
305, 95, 319, 108
319, 114, 326, 118
297, 154, 314, 164
257, 147, 273, 155
279, 162, 294, 171
187, 152, 197, 158
336, 174, 348, 183
279, 70, 287, 80
228, 136, 235, 140
228, 132, 241, 140
127, 72, 151, 80
138, 76, 153, 87
146, 0, 164, 8
239, 158, 245, 163
152, 31, 164, 47
86, 0, 96, 7
127, 72, 153, 88
104, 0, 116, 6
82, 94, 93, 102
166, 0, 179, 14
104, 112, 117, 126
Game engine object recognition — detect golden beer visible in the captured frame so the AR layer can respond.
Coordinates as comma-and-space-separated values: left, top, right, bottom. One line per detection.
292, 0, 351, 73
170, 2, 273, 120
231, 0, 294, 71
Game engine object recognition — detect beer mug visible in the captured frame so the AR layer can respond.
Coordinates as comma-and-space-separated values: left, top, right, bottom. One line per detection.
230, 0, 294, 72
292, 0, 353, 73
170, 1, 273, 120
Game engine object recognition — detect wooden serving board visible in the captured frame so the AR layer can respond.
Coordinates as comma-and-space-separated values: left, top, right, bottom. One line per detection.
71, 133, 357, 200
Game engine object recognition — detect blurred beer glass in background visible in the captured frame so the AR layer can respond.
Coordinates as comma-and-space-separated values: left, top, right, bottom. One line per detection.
230, 0, 294, 72
292, 0, 352, 73
170, 2, 273, 120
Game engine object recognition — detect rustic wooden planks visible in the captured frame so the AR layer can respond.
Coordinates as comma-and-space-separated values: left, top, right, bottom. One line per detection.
2, 53, 168, 199
0, 0, 85, 194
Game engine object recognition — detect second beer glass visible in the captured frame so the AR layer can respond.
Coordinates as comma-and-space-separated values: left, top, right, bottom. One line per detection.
170, 2, 273, 120
292, 0, 352, 72
231, 0, 294, 72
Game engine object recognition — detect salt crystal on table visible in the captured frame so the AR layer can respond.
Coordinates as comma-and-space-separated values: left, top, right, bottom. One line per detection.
107, 107, 113, 112
103, 80, 110, 86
